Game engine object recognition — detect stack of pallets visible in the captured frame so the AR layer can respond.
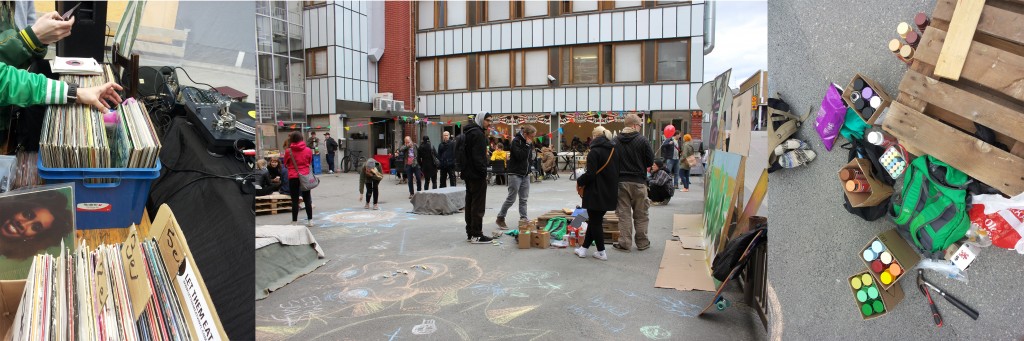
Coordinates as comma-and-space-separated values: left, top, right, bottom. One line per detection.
256, 193, 292, 215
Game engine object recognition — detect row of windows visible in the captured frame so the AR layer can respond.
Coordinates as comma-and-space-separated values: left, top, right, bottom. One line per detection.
418, 39, 688, 92
419, 0, 689, 31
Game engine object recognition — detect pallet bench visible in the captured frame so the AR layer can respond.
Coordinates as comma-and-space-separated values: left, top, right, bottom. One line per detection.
882, 0, 1024, 196
535, 209, 620, 243
256, 193, 292, 215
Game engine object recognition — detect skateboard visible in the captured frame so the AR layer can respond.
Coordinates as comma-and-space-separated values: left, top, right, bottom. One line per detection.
698, 230, 764, 315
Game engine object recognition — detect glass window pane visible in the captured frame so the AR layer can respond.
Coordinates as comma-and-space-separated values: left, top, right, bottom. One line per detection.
479, 55, 486, 88
447, 56, 467, 90
419, 60, 435, 91
616, 1, 642, 8
448, 1, 467, 26
657, 41, 688, 81
572, 0, 598, 12
561, 49, 571, 84
572, 46, 599, 84
290, 60, 304, 92
602, 45, 612, 83
438, 58, 446, 89
514, 52, 523, 86
315, 50, 328, 76
291, 92, 305, 116
525, 50, 548, 86
258, 54, 274, 84
274, 56, 289, 89
418, 1, 434, 29
615, 44, 642, 82
488, 1, 510, 21
523, 1, 547, 17
488, 53, 511, 87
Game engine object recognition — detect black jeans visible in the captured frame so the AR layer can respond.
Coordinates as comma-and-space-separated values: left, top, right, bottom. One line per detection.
440, 166, 457, 187
649, 186, 671, 202
582, 209, 606, 252
423, 167, 437, 190
289, 178, 312, 221
326, 152, 335, 172
405, 165, 422, 194
464, 177, 487, 239
364, 179, 380, 204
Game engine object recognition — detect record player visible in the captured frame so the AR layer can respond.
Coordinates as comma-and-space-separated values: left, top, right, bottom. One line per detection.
180, 87, 256, 155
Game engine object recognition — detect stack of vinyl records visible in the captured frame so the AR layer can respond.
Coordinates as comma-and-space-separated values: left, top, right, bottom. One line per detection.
39, 65, 161, 169
11, 240, 197, 341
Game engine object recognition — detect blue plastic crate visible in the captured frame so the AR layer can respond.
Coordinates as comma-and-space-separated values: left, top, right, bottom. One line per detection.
37, 159, 161, 230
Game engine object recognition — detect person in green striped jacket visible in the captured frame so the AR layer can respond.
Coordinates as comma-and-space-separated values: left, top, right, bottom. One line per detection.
0, 60, 122, 112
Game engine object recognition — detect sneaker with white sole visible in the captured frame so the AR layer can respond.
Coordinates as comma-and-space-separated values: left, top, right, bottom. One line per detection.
592, 250, 607, 260
574, 246, 587, 258
306, 219, 314, 227
779, 149, 817, 168
774, 138, 810, 155
470, 236, 493, 244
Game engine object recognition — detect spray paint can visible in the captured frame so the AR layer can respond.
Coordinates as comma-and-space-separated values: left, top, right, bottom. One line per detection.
897, 22, 912, 39
861, 107, 876, 120
866, 130, 897, 148
870, 96, 882, 109
915, 12, 930, 32
899, 45, 915, 62
846, 179, 871, 193
904, 30, 920, 48
853, 78, 866, 91
840, 168, 866, 181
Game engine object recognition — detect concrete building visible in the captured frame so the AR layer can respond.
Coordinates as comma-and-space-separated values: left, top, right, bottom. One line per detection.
412, 0, 711, 150
255, 1, 305, 143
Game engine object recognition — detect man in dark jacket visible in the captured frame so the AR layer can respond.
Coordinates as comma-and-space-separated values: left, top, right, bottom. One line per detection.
324, 132, 338, 174
495, 125, 537, 229
612, 114, 656, 252
418, 136, 438, 190
438, 131, 457, 187
461, 113, 493, 244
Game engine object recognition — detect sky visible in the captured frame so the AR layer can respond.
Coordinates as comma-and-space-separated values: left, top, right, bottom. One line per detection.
703, 1, 768, 89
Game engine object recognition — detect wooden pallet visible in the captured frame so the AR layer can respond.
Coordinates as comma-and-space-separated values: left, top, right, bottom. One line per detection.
881, 0, 1024, 195
535, 210, 619, 229
256, 193, 293, 215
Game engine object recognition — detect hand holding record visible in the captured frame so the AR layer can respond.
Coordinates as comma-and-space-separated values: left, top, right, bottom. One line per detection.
78, 82, 123, 112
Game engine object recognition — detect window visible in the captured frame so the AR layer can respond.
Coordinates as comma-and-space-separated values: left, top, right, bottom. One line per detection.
657, 40, 689, 81
616, 1, 643, 8
522, 1, 548, 17
486, 1, 511, 22
303, 0, 325, 8
305, 48, 327, 77
447, 1, 468, 26
522, 50, 549, 86
419, 57, 468, 92
481, 51, 548, 89
614, 44, 642, 82
562, 46, 599, 84
486, 53, 511, 88
563, 0, 598, 13
418, 1, 434, 30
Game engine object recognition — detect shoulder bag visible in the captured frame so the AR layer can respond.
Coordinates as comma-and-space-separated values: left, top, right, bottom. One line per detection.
289, 150, 320, 191
577, 149, 614, 198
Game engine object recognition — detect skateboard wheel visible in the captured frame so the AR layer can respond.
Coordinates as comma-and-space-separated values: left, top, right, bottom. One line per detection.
715, 297, 729, 311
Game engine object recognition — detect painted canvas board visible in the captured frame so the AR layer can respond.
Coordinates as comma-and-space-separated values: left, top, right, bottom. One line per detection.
703, 151, 744, 266
706, 69, 733, 153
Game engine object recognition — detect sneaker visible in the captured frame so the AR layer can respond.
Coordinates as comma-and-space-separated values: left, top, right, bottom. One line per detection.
373, 204, 379, 210
408, 194, 414, 199
496, 217, 508, 230
637, 245, 650, 251
470, 236, 493, 244
574, 246, 587, 258
364, 203, 370, 209
773, 138, 810, 155
328, 170, 334, 174
305, 219, 314, 227
779, 149, 817, 168
291, 221, 299, 226
593, 250, 607, 261
612, 243, 631, 252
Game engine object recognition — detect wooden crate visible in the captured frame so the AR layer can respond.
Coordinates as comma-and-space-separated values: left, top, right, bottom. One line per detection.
256, 193, 293, 215
881, 0, 1024, 196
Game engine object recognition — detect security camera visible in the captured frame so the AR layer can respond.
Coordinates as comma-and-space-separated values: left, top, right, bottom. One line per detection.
547, 75, 556, 82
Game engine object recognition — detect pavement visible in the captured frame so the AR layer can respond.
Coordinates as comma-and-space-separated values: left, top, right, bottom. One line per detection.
767, 1, 1024, 339
255, 169, 766, 340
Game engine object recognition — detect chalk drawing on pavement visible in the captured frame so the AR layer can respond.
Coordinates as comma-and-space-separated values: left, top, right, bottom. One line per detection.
640, 325, 672, 340
411, 319, 438, 335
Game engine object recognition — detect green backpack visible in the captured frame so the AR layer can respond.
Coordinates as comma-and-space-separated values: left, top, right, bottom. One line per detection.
545, 217, 569, 240
891, 155, 971, 255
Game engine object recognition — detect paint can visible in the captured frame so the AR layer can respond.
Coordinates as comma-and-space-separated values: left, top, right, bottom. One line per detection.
861, 274, 873, 286
853, 78, 866, 91
871, 240, 884, 253
905, 30, 920, 48
888, 39, 903, 53
897, 22, 911, 38
889, 262, 903, 277
915, 12, 930, 31
861, 107, 875, 120
879, 251, 893, 264
850, 91, 862, 103
862, 249, 877, 262
872, 300, 885, 314
870, 259, 885, 273
861, 86, 873, 99
879, 270, 893, 285
866, 130, 897, 148
854, 97, 866, 111
839, 168, 865, 181
899, 45, 915, 61
869, 96, 882, 109
857, 290, 868, 303
867, 286, 879, 300
846, 179, 871, 193
861, 303, 873, 316
851, 277, 863, 290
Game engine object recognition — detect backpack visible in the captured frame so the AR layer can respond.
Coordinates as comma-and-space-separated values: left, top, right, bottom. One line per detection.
453, 133, 466, 172
891, 155, 971, 257
545, 217, 569, 241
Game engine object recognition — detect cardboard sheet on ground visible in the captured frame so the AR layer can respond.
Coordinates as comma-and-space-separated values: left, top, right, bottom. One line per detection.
654, 240, 716, 292
673, 214, 706, 250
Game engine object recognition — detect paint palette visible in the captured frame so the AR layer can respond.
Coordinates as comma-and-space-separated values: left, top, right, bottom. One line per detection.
862, 239, 905, 287
879, 146, 907, 179
849, 273, 887, 318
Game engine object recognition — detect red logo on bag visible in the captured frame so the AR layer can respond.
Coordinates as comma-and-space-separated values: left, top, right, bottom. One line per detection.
77, 203, 112, 212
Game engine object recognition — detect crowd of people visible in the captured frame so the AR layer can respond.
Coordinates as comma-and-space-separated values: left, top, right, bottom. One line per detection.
254, 113, 703, 257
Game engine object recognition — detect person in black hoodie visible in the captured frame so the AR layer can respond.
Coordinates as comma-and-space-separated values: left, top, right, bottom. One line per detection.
495, 125, 537, 229
418, 136, 438, 190
438, 131, 457, 187
461, 113, 493, 244
574, 126, 619, 261
612, 113, 656, 252
324, 132, 338, 174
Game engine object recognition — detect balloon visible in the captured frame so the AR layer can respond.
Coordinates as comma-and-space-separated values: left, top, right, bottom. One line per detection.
663, 125, 676, 138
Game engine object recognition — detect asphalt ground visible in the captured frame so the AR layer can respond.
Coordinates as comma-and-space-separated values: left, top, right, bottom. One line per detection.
255, 167, 767, 340
767, 1, 1024, 339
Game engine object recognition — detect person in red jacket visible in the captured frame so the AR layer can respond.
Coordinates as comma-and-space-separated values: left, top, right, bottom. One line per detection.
283, 131, 314, 226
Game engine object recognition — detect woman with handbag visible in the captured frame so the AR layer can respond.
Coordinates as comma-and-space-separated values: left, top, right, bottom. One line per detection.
284, 131, 316, 226
574, 126, 618, 261
359, 158, 384, 210
679, 134, 696, 192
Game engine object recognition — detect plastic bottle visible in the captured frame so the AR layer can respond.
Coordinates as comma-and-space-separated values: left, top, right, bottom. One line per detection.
965, 223, 993, 248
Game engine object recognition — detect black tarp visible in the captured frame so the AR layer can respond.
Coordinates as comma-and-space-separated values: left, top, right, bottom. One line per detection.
148, 117, 254, 340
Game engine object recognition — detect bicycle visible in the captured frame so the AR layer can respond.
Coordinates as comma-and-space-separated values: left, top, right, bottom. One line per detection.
341, 149, 366, 173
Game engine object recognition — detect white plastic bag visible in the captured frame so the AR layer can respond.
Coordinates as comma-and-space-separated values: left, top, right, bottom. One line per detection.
969, 192, 1024, 254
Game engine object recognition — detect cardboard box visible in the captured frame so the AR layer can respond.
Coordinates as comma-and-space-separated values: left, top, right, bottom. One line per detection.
950, 243, 979, 270
532, 231, 550, 248
840, 159, 893, 207
848, 269, 904, 320
861, 229, 922, 291
0, 280, 25, 339
518, 231, 532, 249
842, 73, 892, 124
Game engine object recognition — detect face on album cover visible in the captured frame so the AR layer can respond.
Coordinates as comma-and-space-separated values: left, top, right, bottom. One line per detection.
0, 183, 76, 280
